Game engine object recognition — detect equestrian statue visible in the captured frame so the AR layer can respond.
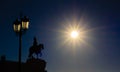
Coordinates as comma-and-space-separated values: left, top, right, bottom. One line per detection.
28, 37, 44, 59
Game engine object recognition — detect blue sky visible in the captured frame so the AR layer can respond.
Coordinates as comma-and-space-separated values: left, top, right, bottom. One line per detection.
0, 0, 120, 72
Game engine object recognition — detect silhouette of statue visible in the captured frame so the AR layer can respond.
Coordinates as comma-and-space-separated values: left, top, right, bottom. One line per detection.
28, 37, 44, 59
27, 37, 47, 72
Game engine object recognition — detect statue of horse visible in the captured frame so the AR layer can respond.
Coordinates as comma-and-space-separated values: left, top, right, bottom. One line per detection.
28, 44, 44, 59
28, 37, 44, 59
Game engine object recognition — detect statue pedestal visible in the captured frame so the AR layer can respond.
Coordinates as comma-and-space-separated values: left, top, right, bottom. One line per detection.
25, 58, 47, 72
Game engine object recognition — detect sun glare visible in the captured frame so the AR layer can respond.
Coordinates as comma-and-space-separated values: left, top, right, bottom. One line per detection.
59, 16, 91, 49
57, 13, 95, 57
71, 31, 79, 38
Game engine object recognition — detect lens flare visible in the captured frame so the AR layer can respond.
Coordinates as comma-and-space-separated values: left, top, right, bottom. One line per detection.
58, 15, 92, 50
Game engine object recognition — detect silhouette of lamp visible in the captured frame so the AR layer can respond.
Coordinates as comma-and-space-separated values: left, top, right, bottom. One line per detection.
13, 16, 29, 72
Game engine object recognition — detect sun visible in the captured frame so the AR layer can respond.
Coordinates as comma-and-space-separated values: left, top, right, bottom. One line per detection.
59, 19, 90, 48
71, 31, 79, 38
56, 13, 95, 57
57, 13, 94, 51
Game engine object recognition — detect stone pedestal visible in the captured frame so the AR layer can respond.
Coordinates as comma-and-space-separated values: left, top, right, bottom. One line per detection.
25, 58, 47, 72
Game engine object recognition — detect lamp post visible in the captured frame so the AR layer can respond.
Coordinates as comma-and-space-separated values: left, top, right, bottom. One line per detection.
13, 16, 29, 72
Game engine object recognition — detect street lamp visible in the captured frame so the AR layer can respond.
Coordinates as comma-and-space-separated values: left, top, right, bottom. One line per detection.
13, 16, 29, 32
13, 16, 29, 72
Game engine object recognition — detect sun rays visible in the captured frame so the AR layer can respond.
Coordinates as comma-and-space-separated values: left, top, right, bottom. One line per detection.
58, 14, 94, 52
